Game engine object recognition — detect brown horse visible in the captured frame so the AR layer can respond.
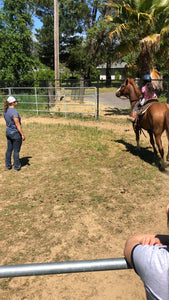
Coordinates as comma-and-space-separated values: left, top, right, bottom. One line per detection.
116, 78, 169, 169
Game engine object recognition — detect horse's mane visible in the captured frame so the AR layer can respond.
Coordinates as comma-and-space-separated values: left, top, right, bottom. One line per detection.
126, 78, 142, 99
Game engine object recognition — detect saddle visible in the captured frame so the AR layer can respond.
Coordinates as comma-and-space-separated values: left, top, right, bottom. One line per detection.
138, 98, 159, 116
134, 98, 159, 130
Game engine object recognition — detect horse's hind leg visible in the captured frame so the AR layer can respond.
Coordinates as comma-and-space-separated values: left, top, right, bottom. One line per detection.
154, 134, 166, 170
155, 135, 164, 158
148, 131, 158, 157
165, 127, 169, 161
164, 110, 169, 161
166, 144, 169, 161
166, 138, 169, 161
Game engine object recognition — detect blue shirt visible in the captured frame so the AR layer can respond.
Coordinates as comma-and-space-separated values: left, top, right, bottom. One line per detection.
3, 107, 21, 134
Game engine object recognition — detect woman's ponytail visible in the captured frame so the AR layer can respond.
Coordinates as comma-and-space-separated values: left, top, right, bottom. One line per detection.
3, 100, 9, 112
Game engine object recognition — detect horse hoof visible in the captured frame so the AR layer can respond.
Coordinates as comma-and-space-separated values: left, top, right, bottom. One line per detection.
159, 160, 166, 171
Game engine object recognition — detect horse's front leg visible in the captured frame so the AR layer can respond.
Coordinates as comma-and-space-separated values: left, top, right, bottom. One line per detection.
134, 126, 140, 150
148, 131, 158, 157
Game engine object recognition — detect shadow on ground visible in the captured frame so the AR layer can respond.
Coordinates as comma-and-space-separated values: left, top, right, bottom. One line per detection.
103, 107, 130, 116
20, 156, 32, 167
115, 139, 169, 173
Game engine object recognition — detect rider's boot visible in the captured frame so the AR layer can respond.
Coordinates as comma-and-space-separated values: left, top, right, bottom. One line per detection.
127, 111, 137, 122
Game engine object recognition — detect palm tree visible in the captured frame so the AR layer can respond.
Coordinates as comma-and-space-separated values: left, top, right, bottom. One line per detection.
106, 0, 169, 77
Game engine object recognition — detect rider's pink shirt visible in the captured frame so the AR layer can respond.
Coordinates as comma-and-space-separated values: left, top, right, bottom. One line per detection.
142, 85, 157, 100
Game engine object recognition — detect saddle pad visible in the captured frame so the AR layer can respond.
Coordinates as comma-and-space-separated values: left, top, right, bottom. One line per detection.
138, 102, 158, 115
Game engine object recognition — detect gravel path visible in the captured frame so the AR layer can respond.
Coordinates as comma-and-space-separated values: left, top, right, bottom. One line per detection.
99, 92, 130, 109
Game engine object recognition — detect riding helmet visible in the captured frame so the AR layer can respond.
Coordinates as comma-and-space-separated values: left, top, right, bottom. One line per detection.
142, 74, 151, 82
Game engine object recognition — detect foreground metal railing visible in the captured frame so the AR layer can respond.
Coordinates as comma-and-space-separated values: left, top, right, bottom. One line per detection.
0, 258, 131, 278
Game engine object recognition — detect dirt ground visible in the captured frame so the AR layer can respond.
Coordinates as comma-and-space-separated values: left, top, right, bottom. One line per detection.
0, 104, 169, 300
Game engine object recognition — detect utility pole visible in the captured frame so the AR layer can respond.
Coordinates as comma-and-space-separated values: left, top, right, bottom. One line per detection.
54, 0, 60, 100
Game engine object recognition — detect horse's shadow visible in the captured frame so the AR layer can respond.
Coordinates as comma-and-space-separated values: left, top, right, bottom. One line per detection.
103, 107, 130, 116
20, 156, 32, 167
115, 139, 169, 172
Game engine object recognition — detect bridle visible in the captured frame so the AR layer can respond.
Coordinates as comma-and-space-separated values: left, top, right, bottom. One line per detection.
121, 85, 139, 104
117, 83, 140, 105
130, 99, 139, 103
121, 94, 138, 104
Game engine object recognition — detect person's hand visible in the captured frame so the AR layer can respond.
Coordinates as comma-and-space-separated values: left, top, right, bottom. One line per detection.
140, 235, 162, 246
22, 134, 25, 141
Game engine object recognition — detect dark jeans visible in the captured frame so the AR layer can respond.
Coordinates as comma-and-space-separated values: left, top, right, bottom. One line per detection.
133, 101, 140, 112
5, 132, 22, 170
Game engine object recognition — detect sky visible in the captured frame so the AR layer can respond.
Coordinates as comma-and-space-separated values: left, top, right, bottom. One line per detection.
32, 17, 43, 33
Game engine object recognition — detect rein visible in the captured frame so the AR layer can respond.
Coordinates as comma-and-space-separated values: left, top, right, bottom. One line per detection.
123, 94, 138, 104
130, 99, 138, 103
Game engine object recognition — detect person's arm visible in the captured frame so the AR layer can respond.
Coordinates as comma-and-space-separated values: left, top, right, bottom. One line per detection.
125, 204, 169, 267
141, 86, 145, 94
155, 235, 169, 245
13, 117, 25, 141
124, 234, 162, 267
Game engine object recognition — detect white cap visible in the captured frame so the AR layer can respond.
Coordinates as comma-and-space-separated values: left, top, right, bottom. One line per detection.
7, 96, 17, 103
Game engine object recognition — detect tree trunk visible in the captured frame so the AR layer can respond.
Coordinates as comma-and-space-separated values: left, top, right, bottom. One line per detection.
106, 59, 111, 87
139, 47, 150, 78
86, 66, 92, 86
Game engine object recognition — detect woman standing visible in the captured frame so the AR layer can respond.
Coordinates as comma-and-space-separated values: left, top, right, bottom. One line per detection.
3, 96, 25, 171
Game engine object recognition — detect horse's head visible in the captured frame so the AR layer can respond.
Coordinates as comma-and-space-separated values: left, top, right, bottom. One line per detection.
116, 78, 141, 109
116, 79, 130, 98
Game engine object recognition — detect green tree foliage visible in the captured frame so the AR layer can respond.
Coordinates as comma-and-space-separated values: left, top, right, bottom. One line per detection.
34, 0, 54, 68
64, 0, 116, 82
107, 0, 169, 77
0, 0, 36, 82
35, 0, 88, 70
83, 2, 115, 82
34, 0, 115, 81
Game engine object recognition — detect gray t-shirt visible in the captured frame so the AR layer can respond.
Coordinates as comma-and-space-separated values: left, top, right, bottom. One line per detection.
4, 107, 21, 134
132, 244, 169, 300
